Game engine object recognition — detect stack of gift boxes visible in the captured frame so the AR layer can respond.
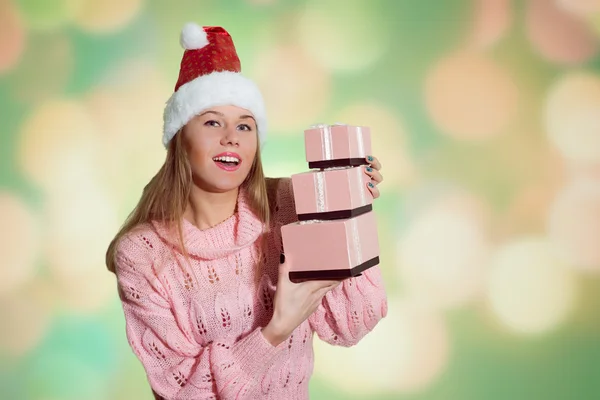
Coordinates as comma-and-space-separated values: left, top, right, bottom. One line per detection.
281, 123, 380, 282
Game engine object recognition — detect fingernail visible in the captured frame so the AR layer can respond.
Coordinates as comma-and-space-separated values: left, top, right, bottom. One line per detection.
280, 253, 285, 264
367, 156, 373, 162
366, 167, 373, 172
368, 182, 374, 188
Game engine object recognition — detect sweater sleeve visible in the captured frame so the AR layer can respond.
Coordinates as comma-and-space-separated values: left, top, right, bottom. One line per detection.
114, 235, 285, 400
308, 266, 388, 346
273, 177, 388, 347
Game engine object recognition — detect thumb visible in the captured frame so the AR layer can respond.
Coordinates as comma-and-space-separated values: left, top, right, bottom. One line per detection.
279, 253, 291, 280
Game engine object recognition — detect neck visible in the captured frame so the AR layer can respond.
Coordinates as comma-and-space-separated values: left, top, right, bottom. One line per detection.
184, 186, 239, 230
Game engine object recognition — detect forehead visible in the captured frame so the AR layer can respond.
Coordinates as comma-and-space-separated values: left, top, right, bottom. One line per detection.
202, 105, 254, 118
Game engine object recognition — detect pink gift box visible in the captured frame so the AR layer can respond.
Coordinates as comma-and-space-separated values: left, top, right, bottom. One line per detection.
281, 211, 380, 281
305, 124, 372, 169
291, 167, 373, 221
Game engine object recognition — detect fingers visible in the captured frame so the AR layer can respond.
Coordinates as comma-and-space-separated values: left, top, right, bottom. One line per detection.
367, 179, 380, 199
306, 279, 341, 294
366, 155, 382, 171
365, 156, 383, 200
364, 165, 383, 184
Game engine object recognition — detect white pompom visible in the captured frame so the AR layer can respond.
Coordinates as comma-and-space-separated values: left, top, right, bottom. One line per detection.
180, 22, 209, 50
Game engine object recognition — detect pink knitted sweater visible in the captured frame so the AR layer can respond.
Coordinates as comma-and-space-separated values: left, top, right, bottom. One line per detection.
114, 178, 387, 400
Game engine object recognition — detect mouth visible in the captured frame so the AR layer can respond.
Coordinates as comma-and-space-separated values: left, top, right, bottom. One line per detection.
212, 153, 242, 171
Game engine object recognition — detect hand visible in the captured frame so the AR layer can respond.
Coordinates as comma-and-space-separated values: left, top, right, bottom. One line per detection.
364, 155, 383, 199
262, 254, 341, 346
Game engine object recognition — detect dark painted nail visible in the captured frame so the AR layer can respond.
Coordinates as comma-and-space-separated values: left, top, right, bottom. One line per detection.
367, 156, 374, 162
366, 167, 373, 172
280, 253, 285, 264
368, 182, 375, 188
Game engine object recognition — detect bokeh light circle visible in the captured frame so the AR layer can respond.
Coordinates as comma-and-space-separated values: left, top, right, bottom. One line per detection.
487, 237, 577, 335
334, 102, 416, 189
0, 192, 40, 296
548, 178, 600, 272
0, 287, 51, 356
253, 45, 331, 133
45, 179, 119, 313
469, 0, 512, 49
526, 0, 598, 64
71, 0, 144, 33
545, 71, 600, 164
296, 0, 389, 72
398, 189, 491, 309
0, 0, 26, 74
84, 61, 169, 214
17, 99, 100, 190
425, 51, 518, 140
313, 298, 449, 394
556, 0, 600, 16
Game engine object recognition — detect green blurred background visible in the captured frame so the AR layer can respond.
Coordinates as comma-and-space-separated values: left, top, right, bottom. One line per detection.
1, 0, 600, 399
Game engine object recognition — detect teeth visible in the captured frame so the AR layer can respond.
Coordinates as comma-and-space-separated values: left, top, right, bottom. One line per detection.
213, 156, 240, 163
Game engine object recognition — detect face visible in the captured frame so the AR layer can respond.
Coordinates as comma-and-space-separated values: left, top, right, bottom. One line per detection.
182, 105, 258, 193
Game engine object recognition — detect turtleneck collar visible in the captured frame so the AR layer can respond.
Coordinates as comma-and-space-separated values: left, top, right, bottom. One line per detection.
151, 188, 266, 260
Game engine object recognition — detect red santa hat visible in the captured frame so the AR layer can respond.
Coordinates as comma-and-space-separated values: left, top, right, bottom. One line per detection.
162, 23, 267, 148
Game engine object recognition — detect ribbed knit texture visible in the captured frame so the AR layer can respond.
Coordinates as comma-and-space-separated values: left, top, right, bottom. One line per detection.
114, 178, 388, 400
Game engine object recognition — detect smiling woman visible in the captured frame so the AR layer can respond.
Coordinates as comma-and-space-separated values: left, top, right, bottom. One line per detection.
104, 23, 386, 400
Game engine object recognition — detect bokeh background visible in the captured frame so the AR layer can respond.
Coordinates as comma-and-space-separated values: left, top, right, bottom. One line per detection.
1, 0, 600, 399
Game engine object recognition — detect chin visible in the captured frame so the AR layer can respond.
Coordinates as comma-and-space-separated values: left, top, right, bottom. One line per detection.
207, 175, 248, 193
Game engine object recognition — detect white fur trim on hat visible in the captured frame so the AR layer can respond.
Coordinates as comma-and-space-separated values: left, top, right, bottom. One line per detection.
162, 71, 268, 148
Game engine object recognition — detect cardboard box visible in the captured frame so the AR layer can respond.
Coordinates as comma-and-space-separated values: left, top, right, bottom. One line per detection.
291, 166, 373, 221
281, 211, 380, 282
304, 124, 372, 169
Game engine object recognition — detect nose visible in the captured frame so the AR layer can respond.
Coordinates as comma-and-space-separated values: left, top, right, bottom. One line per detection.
221, 126, 240, 147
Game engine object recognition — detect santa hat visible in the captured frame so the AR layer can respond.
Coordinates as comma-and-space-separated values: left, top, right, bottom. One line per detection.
162, 23, 267, 148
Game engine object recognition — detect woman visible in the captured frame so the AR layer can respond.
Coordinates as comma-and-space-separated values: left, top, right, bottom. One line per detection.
106, 23, 387, 400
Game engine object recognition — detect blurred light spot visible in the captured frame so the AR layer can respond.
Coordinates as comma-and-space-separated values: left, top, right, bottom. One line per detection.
425, 51, 518, 140
0, 287, 51, 356
71, 0, 144, 33
469, 0, 512, 49
17, 99, 100, 190
0, 0, 26, 74
313, 298, 449, 394
398, 189, 491, 309
253, 45, 331, 133
564, 159, 600, 181
335, 102, 416, 188
296, 0, 389, 72
45, 179, 119, 313
84, 60, 169, 213
526, 0, 598, 64
0, 192, 40, 296
501, 183, 557, 238
557, 0, 600, 16
548, 178, 600, 272
487, 237, 577, 334
17, 0, 76, 31
589, 11, 600, 35
9, 32, 73, 103
545, 72, 600, 164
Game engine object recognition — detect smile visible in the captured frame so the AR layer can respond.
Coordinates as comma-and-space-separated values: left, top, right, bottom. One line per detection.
213, 153, 242, 171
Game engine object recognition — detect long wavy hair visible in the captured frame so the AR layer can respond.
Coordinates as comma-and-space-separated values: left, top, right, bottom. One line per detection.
105, 127, 270, 274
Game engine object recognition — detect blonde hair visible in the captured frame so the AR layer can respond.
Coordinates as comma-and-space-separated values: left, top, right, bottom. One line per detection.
105, 127, 270, 274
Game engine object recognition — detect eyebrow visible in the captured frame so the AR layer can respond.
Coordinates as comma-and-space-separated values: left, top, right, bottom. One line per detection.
198, 111, 256, 122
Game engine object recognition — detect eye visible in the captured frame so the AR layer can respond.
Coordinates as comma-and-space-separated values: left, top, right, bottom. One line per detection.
204, 120, 220, 127
238, 124, 252, 131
